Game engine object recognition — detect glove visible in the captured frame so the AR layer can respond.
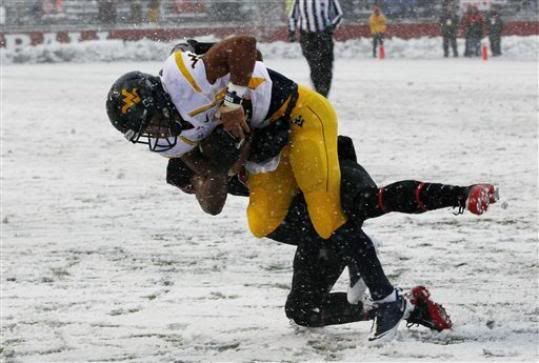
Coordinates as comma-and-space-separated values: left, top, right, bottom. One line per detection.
288, 31, 297, 43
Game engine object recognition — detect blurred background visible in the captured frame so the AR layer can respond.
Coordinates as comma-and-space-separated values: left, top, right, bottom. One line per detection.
2, 0, 537, 30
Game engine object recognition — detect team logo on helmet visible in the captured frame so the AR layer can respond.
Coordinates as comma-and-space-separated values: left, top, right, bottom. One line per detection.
121, 88, 141, 114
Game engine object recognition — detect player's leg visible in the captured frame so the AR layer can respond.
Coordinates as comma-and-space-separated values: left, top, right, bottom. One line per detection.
339, 159, 377, 222
287, 85, 348, 239
335, 136, 498, 220
314, 30, 334, 97
246, 148, 298, 238
305, 32, 325, 96
443, 36, 450, 57
350, 180, 498, 220
332, 222, 409, 341
285, 238, 370, 327
268, 191, 453, 332
299, 32, 322, 94
451, 36, 459, 57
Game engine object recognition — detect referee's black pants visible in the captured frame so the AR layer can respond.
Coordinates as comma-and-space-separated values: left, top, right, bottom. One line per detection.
299, 29, 334, 97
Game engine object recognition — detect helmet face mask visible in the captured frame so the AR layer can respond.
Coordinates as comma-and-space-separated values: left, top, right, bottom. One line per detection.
131, 112, 183, 152
106, 71, 182, 152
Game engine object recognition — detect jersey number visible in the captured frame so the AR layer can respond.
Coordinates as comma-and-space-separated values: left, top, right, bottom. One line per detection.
188, 53, 202, 69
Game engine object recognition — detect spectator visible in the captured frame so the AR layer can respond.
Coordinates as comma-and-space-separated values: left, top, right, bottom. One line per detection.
368, 5, 387, 58
439, 5, 459, 57
405, 0, 418, 19
55, 0, 64, 15
39, 0, 64, 21
462, 5, 484, 57
487, 9, 504, 56
31, 1, 42, 22
288, 0, 343, 98
148, 0, 161, 24
41, 0, 54, 15
129, 0, 143, 24
98, 0, 116, 24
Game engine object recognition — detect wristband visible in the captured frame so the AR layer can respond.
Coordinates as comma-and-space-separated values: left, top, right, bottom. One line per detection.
224, 82, 247, 109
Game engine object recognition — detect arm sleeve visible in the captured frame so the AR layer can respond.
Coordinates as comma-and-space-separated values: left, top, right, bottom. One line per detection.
288, 0, 299, 32
330, 0, 343, 28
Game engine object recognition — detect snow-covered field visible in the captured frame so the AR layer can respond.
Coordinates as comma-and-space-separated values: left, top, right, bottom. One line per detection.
1, 40, 538, 362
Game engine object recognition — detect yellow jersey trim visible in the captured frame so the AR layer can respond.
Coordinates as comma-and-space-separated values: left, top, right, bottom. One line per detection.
248, 77, 266, 89
175, 51, 202, 93
188, 89, 226, 117
179, 135, 197, 146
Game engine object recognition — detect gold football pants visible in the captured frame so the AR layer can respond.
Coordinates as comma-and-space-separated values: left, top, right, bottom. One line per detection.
247, 85, 347, 239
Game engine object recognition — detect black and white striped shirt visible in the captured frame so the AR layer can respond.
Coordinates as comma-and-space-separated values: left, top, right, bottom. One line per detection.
288, 0, 343, 33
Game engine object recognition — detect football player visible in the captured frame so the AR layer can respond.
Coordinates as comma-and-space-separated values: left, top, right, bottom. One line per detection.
105, 37, 496, 341
166, 129, 497, 334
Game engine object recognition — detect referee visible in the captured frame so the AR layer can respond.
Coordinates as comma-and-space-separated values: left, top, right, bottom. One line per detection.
288, 0, 343, 97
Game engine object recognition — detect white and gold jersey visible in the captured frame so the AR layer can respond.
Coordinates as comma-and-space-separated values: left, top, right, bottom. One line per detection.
157, 50, 274, 158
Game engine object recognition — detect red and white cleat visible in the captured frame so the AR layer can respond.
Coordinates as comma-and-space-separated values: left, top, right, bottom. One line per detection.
466, 184, 499, 215
406, 286, 453, 332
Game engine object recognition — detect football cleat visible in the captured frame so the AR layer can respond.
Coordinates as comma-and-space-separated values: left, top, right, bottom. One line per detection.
406, 286, 452, 332
466, 184, 499, 215
369, 289, 410, 342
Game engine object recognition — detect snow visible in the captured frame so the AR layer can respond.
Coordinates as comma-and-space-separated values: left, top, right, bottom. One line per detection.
1, 38, 538, 361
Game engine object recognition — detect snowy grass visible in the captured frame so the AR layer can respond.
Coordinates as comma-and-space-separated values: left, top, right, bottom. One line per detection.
1, 56, 538, 361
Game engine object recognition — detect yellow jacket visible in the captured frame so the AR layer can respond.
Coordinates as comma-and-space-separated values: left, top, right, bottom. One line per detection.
369, 14, 387, 34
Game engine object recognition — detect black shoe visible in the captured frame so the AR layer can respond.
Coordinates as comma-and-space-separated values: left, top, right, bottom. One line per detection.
369, 290, 408, 342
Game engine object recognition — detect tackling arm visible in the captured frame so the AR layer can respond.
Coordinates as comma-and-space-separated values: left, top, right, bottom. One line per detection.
178, 148, 229, 215
203, 36, 258, 139
167, 157, 228, 215
169, 126, 248, 215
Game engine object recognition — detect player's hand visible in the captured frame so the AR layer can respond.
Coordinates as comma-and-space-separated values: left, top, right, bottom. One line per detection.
229, 135, 252, 176
219, 105, 250, 140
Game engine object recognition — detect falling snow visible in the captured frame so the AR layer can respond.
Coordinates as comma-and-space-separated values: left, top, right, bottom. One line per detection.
1, 38, 538, 361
